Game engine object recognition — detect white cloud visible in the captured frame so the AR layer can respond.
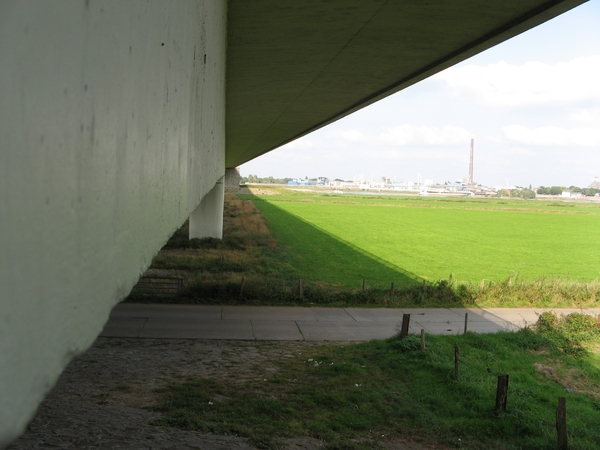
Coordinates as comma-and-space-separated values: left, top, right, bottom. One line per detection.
266, 150, 315, 163
326, 129, 367, 142
364, 149, 464, 162
412, 151, 465, 161
569, 108, 600, 126
280, 138, 317, 149
434, 55, 600, 106
326, 125, 473, 146
362, 149, 410, 161
503, 147, 538, 156
378, 125, 472, 145
503, 125, 600, 146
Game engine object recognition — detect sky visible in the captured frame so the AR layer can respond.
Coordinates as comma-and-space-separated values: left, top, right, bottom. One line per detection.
241, 1, 600, 188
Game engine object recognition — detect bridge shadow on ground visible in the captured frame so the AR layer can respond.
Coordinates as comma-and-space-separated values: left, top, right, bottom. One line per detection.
248, 196, 422, 290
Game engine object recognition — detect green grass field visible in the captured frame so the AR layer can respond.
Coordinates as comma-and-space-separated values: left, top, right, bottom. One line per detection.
245, 190, 600, 289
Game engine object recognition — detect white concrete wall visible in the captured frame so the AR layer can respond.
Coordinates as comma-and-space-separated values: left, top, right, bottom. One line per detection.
0, 1, 227, 447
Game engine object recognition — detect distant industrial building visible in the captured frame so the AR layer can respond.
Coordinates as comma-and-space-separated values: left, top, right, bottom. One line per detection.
588, 177, 600, 190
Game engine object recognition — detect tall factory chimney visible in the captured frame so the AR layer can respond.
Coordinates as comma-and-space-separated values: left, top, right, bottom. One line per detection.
468, 138, 474, 185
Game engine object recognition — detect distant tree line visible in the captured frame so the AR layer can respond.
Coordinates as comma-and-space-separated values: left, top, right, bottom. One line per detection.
513, 188, 536, 199
241, 174, 293, 184
536, 186, 599, 196
497, 188, 536, 199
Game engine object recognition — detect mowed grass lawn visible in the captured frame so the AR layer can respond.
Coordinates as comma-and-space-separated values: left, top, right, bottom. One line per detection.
246, 191, 600, 288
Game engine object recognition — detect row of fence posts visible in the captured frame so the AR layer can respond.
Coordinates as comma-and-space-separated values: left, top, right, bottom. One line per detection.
239, 277, 418, 300
237, 278, 410, 301
399, 313, 470, 336
400, 313, 570, 449
239, 280, 570, 448
364, 279, 395, 295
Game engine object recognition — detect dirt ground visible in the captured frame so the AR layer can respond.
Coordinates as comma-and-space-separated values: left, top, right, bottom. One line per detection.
7, 338, 450, 449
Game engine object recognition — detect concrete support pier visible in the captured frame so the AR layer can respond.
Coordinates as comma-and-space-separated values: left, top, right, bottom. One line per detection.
189, 177, 225, 239
225, 167, 241, 193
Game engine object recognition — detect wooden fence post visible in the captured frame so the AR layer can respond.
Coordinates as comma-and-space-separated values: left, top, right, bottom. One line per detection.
556, 397, 568, 449
362, 278, 366, 291
400, 314, 410, 337
464, 313, 469, 334
454, 344, 460, 379
495, 374, 509, 412
390, 282, 395, 296
420, 329, 425, 350
239, 276, 245, 300
298, 279, 303, 299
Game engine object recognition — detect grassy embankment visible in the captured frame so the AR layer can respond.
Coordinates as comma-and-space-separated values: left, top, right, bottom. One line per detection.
153, 312, 600, 449
133, 188, 600, 308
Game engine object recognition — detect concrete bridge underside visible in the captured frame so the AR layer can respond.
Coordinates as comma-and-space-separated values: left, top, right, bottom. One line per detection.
0, 0, 587, 447
225, 0, 586, 167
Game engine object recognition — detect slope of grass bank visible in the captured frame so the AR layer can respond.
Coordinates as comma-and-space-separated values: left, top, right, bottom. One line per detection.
128, 191, 600, 308
153, 313, 600, 449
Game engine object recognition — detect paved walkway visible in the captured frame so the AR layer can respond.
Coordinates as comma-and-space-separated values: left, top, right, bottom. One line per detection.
102, 304, 600, 341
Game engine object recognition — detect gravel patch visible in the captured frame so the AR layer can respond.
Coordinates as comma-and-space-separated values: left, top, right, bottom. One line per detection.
7, 338, 445, 449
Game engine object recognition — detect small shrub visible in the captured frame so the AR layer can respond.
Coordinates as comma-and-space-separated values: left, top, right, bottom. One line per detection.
533, 312, 599, 356
563, 313, 597, 334
456, 283, 474, 304
536, 311, 559, 333
390, 335, 422, 352
504, 327, 552, 351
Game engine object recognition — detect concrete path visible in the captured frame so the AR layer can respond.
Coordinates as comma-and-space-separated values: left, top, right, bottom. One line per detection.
101, 304, 600, 341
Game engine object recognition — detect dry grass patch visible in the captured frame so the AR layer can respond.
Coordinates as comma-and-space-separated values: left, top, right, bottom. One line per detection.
535, 361, 600, 399
128, 195, 296, 303
238, 187, 281, 195
224, 194, 276, 247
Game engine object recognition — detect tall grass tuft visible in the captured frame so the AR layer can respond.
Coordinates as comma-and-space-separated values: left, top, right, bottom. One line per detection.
473, 276, 600, 308
533, 311, 600, 355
